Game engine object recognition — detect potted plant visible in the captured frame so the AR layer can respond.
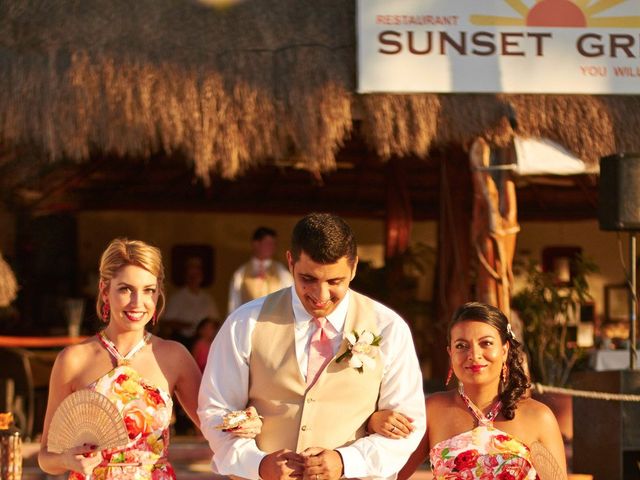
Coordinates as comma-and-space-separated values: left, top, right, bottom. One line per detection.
512, 254, 598, 387
511, 254, 598, 443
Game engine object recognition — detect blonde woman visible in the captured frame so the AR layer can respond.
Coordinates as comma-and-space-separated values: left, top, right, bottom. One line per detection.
38, 238, 259, 479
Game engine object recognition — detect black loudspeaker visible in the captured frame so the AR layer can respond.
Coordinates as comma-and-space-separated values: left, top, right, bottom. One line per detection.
599, 153, 640, 231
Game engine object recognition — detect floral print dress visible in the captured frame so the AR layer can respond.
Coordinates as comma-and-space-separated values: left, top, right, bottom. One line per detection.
69, 333, 176, 480
429, 386, 539, 480
429, 426, 539, 480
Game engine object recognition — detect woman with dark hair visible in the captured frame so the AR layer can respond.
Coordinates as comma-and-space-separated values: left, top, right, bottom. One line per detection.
367, 301, 566, 479
191, 317, 219, 372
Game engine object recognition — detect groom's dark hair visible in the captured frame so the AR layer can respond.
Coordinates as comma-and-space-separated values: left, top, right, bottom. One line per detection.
290, 213, 357, 265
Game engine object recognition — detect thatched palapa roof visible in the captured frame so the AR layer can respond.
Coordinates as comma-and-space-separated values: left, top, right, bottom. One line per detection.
1, 0, 638, 183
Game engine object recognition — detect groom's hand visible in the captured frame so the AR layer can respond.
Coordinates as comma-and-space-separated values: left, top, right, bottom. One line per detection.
300, 447, 343, 480
259, 449, 304, 480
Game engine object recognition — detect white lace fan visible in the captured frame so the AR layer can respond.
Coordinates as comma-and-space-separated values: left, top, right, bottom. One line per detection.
529, 441, 566, 480
47, 390, 129, 454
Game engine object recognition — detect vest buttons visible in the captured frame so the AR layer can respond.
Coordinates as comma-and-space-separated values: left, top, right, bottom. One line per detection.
301, 425, 308, 431
306, 397, 314, 403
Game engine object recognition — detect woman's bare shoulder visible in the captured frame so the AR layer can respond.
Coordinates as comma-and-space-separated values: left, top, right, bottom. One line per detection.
149, 336, 200, 388
517, 396, 553, 413
52, 336, 103, 382
56, 336, 100, 364
150, 335, 192, 359
516, 397, 558, 426
426, 390, 457, 411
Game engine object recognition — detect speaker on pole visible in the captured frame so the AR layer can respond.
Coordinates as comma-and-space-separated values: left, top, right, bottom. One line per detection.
599, 153, 640, 231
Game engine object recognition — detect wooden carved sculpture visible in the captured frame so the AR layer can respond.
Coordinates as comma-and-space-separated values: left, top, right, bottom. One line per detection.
470, 138, 519, 318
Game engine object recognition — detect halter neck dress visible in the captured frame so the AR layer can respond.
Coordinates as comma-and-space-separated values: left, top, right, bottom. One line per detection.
429, 390, 539, 480
68, 332, 176, 480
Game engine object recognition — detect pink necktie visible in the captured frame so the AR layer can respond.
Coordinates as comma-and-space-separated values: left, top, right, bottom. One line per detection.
306, 317, 334, 387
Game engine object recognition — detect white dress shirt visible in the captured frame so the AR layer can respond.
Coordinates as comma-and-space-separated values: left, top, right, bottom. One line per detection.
198, 287, 426, 480
163, 287, 220, 337
227, 257, 293, 314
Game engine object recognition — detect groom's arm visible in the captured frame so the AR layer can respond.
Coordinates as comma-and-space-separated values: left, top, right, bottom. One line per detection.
197, 303, 267, 480
335, 310, 427, 479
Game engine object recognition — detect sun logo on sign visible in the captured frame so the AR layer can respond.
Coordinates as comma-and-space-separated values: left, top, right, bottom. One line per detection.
471, 0, 640, 28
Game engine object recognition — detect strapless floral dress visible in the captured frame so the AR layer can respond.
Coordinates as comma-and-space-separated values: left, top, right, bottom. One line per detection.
69, 333, 176, 480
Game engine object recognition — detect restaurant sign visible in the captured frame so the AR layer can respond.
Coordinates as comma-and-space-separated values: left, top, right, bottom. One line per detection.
357, 0, 640, 94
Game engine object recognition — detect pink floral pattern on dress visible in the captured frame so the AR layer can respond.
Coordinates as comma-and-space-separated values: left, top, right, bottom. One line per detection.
429, 426, 539, 480
69, 365, 175, 480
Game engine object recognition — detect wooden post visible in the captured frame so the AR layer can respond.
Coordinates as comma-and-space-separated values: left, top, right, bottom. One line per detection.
432, 146, 473, 379
384, 157, 412, 260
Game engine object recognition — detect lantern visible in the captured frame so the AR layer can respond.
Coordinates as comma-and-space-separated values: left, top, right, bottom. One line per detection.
0, 413, 22, 480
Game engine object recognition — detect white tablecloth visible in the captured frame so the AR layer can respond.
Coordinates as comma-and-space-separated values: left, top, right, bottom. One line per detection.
589, 350, 631, 371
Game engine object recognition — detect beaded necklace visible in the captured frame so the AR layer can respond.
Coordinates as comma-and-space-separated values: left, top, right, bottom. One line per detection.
458, 383, 502, 427
98, 330, 151, 366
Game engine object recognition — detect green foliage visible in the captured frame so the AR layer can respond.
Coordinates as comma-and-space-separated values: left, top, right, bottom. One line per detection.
512, 255, 598, 387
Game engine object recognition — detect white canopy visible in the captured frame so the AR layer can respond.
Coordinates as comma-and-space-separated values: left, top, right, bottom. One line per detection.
513, 137, 589, 176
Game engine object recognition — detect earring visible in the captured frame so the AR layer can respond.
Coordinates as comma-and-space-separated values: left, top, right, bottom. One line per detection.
101, 302, 110, 322
151, 313, 158, 326
446, 366, 453, 386
502, 363, 509, 384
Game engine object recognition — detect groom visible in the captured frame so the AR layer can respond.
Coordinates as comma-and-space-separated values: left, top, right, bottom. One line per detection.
198, 213, 426, 480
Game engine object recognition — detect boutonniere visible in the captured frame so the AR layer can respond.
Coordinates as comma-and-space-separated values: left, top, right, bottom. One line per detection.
335, 330, 382, 373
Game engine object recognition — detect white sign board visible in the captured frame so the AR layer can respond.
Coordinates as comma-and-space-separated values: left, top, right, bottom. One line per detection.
357, 0, 640, 94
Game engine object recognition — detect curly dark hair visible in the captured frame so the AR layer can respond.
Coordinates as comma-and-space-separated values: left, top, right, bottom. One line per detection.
448, 301, 530, 420
290, 213, 357, 265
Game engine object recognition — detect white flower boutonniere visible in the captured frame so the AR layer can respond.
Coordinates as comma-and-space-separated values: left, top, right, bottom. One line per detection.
335, 330, 382, 373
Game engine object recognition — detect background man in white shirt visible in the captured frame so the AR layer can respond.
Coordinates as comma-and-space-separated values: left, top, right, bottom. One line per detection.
163, 256, 220, 345
199, 213, 426, 480
228, 226, 293, 314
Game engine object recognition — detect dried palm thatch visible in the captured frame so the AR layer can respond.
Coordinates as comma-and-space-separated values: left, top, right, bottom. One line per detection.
0, 0, 638, 183
503, 94, 618, 165
0, 251, 17, 307
0, 0, 356, 183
